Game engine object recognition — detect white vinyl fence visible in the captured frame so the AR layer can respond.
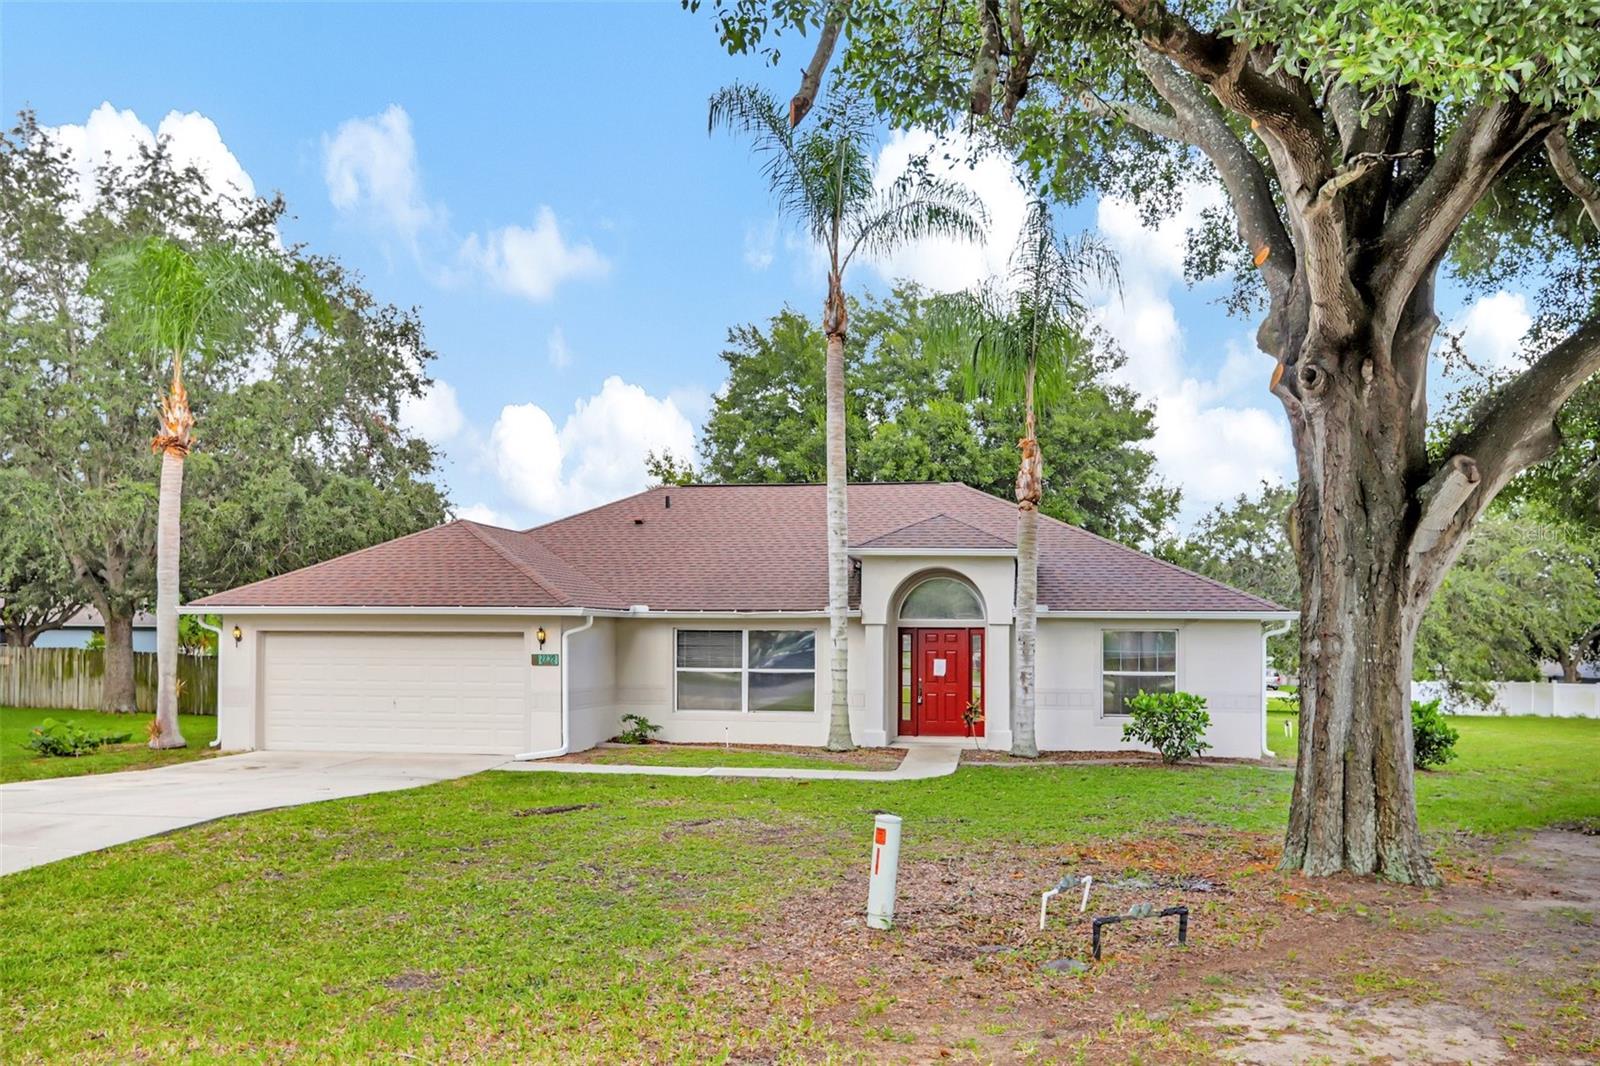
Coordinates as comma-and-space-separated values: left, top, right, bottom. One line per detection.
1413, 680, 1600, 718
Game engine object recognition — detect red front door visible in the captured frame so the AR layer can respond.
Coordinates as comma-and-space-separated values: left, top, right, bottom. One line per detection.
905, 628, 984, 737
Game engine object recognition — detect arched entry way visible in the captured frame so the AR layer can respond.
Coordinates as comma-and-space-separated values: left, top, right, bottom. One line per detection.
896, 575, 986, 738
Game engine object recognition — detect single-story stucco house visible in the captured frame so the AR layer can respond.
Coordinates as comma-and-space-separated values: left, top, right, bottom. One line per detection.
187, 482, 1294, 759
23, 608, 158, 652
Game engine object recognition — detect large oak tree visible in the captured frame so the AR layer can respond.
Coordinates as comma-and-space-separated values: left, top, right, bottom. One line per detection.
690, 0, 1600, 882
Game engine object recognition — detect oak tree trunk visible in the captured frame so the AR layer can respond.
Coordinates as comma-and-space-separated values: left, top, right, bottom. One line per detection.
101, 608, 137, 713
823, 272, 854, 751
1280, 337, 1436, 885
151, 449, 187, 749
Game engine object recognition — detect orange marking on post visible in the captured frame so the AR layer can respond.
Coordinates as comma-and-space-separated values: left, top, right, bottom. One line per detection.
875, 827, 887, 845
874, 849, 881, 875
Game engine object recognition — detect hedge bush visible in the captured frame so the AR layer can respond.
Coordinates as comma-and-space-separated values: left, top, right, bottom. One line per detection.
1121, 690, 1212, 764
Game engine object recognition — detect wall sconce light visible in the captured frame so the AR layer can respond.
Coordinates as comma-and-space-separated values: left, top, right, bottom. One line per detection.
231, 625, 243, 647
536, 627, 547, 649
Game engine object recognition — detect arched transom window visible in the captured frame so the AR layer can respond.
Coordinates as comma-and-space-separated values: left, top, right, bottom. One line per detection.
899, 576, 983, 621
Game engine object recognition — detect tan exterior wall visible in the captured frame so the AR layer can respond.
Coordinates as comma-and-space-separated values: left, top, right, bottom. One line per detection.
1034, 617, 1266, 758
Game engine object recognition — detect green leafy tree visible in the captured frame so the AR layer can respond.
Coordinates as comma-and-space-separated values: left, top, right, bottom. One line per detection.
90, 236, 329, 749
1, 112, 449, 711
1415, 509, 1600, 698
927, 201, 1117, 756
0, 470, 83, 647
699, 286, 1177, 543
1162, 482, 1300, 672
690, 0, 1600, 884
710, 83, 986, 750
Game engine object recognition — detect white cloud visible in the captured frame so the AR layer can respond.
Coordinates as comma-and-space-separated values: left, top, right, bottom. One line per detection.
45, 102, 256, 217
322, 104, 439, 244
743, 219, 777, 271
858, 129, 1030, 293
1452, 290, 1531, 372
459, 206, 611, 303
489, 376, 698, 518
547, 327, 572, 369
399, 378, 464, 443
1090, 185, 1294, 522
450, 502, 521, 529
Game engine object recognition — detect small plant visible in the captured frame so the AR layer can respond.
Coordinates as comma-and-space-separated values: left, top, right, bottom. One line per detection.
617, 713, 661, 745
24, 719, 132, 758
1411, 698, 1459, 770
962, 696, 984, 736
1121, 690, 1212, 764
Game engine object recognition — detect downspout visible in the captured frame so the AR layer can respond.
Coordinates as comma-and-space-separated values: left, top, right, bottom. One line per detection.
514, 613, 595, 761
1262, 620, 1292, 757
193, 615, 224, 748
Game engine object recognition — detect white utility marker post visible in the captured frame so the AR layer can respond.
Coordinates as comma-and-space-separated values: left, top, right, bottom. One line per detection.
866, 813, 903, 930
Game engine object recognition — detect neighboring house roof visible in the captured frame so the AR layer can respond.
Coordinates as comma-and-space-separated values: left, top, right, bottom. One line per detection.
62, 608, 156, 629
192, 482, 1288, 615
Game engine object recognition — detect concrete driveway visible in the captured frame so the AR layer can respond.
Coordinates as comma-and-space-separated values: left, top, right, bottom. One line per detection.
0, 750, 505, 875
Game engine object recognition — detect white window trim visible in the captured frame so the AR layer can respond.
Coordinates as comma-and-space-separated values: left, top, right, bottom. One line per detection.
1099, 627, 1179, 719
673, 627, 818, 715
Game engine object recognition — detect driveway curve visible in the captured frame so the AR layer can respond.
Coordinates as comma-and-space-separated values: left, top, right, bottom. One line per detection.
0, 750, 503, 875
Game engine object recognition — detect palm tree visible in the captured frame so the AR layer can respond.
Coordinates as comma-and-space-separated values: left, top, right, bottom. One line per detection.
710, 83, 987, 751
930, 201, 1118, 757
90, 236, 327, 748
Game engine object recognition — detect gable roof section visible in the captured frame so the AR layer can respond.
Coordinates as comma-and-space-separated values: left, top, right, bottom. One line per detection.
853, 512, 1015, 551
190, 521, 587, 608
193, 483, 1287, 615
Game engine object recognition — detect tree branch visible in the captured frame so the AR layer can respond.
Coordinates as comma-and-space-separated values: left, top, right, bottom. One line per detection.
1374, 100, 1552, 341
1130, 49, 1295, 301
1077, 91, 1186, 142
788, 0, 850, 127
1546, 127, 1600, 234
970, 0, 1006, 116
1412, 317, 1600, 599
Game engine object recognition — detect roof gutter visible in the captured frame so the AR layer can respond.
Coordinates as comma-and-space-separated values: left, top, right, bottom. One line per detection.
1262, 619, 1294, 758
513, 613, 595, 762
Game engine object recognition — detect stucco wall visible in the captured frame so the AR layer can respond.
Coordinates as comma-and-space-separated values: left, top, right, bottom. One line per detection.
1034, 617, 1265, 758
565, 619, 618, 751
215, 613, 561, 752
611, 617, 833, 746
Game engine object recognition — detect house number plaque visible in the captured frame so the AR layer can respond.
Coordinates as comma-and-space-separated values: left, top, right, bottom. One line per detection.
532, 653, 560, 666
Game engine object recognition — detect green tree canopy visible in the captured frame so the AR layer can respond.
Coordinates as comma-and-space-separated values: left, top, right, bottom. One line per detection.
0, 112, 448, 665
695, 285, 1177, 545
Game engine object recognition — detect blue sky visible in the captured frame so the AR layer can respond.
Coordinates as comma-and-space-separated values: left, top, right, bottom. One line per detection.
3, 2, 1528, 530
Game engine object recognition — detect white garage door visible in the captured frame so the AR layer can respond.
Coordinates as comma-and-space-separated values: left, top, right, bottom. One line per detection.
261, 631, 530, 754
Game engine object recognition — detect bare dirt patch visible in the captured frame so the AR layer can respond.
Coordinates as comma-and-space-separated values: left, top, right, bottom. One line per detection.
694, 828, 1600, 1062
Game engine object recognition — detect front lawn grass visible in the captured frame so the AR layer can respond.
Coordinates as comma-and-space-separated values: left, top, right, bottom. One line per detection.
2, 714, 1594, 1061
0, 707, 219, 783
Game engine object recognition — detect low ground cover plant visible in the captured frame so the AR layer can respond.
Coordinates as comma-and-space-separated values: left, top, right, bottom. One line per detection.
24, 718, 131, 758
1121, 690, 1212, 763
616, 713, 661, 744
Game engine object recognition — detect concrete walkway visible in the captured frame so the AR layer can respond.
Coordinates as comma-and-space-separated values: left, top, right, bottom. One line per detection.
0, 750, 503, 876
494, 743, 962, 782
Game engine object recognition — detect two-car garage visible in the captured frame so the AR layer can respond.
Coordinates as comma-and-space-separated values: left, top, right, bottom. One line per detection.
257, 631, 534, 755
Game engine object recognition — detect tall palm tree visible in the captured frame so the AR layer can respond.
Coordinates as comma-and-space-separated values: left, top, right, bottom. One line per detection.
930, 201, 1118, 757
91, 236, 327, 748
711, 83, 987, 751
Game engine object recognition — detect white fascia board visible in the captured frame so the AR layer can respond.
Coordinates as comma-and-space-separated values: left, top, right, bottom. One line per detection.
850, 547, 1016, 557
615, 610, 848, 619
1039, 609, 1299, 621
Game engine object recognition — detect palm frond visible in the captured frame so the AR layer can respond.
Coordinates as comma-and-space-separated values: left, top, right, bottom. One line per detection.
843, 172, 989, 269
709, 83, 832, 241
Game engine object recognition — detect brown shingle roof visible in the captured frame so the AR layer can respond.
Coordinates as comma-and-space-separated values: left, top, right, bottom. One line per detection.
194, 483, 1288, 614
853, 513, 1016, 550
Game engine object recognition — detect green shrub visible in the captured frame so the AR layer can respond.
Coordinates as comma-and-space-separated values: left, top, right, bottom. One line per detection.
24, 718, 132, 758
1411, 699, 1459, 770
616, 713, 661, 745
1121, 690, 1212, 764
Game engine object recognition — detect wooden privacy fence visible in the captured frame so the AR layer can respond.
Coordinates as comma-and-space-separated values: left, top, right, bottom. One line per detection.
0, 647, 217, 715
